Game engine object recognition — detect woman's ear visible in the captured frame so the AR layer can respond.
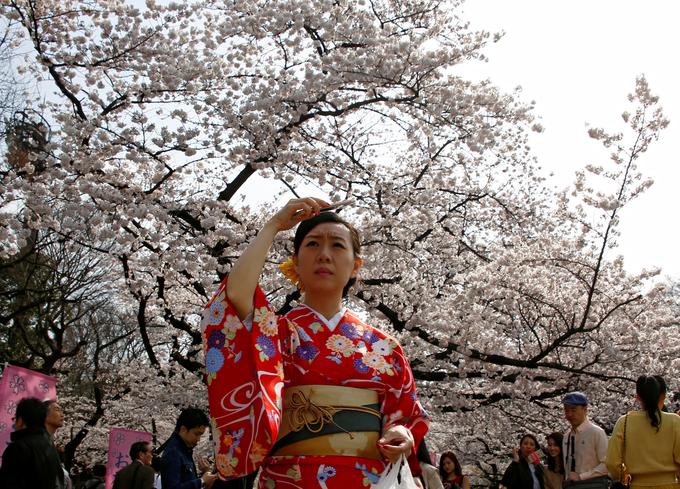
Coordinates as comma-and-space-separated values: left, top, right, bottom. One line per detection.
351, 257, 364, 278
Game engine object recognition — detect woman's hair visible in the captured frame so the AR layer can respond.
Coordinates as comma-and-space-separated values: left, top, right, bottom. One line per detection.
520, 433, 540, 452
439, 451, 462, 480
655, 375, 669, 412
636, 375, 663, 431
293, 210, 361, 297
654, 375, 667, 394
546, 432, 564, 474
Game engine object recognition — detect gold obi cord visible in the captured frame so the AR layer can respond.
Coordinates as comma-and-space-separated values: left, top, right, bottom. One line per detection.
271, 385, 382, 459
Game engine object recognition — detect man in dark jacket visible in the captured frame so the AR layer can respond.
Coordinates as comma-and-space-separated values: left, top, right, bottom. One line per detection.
113, 441, 155, 489
0, 396, 64, 489
161, 407, 217, 489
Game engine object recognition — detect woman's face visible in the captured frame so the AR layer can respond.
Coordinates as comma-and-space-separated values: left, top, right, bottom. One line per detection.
546, 437, 561, 459
520, 437, 536, 458
294, 222, 362, 295
442, 456, 456, 475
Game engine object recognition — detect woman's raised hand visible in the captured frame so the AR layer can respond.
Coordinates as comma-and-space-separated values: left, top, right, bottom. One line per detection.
226, 197, 331, 320
268, 197, 330, 232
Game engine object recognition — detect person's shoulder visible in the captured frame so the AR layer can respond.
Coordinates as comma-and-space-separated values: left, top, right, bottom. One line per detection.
114, 464, 130, 478
611, 413, 630, 428
165, 434, 183, 450
586, 418, 607, 434
345, 310, 400, 343
343, 309, 368, 327
8, 431, 44, 454
1, 439, 22, 459
661, 411, 680, 425
85, 479, 105, 489
161, 438, 182, 460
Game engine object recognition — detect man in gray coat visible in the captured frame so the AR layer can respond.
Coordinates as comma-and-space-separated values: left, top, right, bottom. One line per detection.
113, 441, 155, 489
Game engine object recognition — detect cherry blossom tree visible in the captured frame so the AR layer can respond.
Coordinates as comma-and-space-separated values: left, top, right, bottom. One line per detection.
0, 15, 24, 132
409, 77, 676, 471
1, 0, 677, 474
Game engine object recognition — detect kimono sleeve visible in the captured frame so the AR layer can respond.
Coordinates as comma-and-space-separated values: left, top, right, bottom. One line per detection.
381, 341, 430, 473
201, 277, 287, 479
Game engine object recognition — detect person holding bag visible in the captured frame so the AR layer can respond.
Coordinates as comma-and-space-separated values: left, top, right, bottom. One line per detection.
606, 375, 680, 489
202, 198, 429, 488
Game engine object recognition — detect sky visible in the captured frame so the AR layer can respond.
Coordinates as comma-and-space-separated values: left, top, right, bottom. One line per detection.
457, 0, 679, 279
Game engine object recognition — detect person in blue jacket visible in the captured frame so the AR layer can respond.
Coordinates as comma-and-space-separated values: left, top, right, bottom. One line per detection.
161, 408, 217, 489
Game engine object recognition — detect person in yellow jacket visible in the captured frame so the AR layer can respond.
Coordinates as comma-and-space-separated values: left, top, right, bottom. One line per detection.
606, 375, 680, 489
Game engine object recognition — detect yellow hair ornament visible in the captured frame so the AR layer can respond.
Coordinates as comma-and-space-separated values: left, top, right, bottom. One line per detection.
279, 257, 304, 292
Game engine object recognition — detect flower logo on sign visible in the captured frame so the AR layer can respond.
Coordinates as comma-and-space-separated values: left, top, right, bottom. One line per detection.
38, 381, 50, 393
114, 432, 126, 445
5, 400, 17, 414
9, 375, 26, 395
0, 422, 7, 432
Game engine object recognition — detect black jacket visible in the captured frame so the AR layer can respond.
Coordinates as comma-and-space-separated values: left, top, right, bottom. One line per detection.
0, 427, 64, 489
501, 459, 545, 489
113, 460, 155, 489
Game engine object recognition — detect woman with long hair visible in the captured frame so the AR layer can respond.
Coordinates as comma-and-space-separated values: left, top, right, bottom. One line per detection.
417, 440, 444, 489
439, 451, 469, 489
500, 434, 544, 489
202, 198, 429, 488
606, 375, 680, 489
543, 432, 564, 489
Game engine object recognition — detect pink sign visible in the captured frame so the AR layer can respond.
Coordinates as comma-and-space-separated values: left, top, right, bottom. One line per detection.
0, 364, 58, 459
106, 428, 153, 489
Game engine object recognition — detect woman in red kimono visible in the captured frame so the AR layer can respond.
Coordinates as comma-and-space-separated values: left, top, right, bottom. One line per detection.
202, 197, 429, 488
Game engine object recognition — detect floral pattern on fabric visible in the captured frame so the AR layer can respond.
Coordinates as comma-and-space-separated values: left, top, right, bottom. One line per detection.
202, 278, 429, 487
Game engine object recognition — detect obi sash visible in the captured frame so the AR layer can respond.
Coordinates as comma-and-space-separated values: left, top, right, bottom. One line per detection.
271, 385, 382, 459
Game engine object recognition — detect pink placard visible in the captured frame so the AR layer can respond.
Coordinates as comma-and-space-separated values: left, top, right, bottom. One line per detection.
0, 364, 58, 459
106, 428, 153, 489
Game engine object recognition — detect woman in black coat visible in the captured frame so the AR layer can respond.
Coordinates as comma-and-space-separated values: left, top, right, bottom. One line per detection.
501, 434, 544, 489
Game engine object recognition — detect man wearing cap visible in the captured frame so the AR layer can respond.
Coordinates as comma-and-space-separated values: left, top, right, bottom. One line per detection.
562, 392, 609, 489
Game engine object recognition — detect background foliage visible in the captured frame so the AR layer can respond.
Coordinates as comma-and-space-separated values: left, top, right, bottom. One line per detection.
1, 0, 677, 479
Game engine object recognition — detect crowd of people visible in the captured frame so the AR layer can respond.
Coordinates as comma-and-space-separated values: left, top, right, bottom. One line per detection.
1, 198, 679, 489
3, 381, 679, 489
497, 378, 680, 489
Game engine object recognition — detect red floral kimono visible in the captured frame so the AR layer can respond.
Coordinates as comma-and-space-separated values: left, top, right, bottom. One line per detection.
201, 279, 429, 488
